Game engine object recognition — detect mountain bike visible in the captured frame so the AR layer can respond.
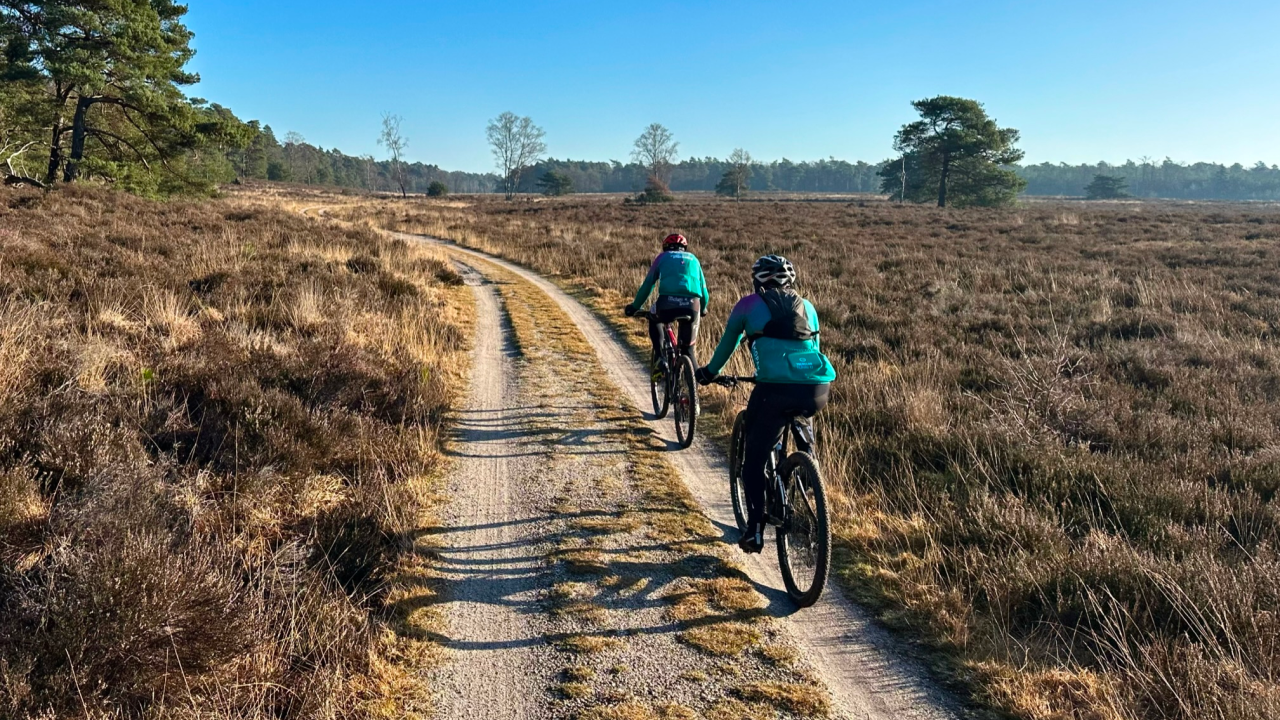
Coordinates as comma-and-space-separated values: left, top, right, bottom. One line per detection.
717, 376, 830, 607
636, 311, 699, 449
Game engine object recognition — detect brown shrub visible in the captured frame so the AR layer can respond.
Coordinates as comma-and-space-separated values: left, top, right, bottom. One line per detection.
0, 185, 465, 718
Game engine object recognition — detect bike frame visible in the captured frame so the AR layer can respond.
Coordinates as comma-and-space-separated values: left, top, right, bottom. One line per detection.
764, 418, 815, 526
656, 315, 692, 391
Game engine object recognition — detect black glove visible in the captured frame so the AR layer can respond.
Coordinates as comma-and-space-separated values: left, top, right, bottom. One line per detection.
695, 367, 716, 386
623, 304, 637, 317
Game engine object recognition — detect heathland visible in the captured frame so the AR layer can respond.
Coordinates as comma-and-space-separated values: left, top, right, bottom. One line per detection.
0, 186, 469, 717
339, 193, 1280, 720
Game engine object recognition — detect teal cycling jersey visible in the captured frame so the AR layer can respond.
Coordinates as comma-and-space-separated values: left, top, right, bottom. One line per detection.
631, 251, 711, 309
705, 292, 837, 384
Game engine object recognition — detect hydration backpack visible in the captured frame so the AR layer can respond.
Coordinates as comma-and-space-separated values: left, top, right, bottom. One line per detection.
757, 288, 815, 341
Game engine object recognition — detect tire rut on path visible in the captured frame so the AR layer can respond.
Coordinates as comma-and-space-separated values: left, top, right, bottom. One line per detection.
407, 233, 963, 720
430, 262, 556, 719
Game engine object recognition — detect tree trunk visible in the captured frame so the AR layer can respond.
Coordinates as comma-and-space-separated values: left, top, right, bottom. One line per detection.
44, 120, 65, 186
899, 157, 907, 203
937, 154, 950, 208
507, 170, 520, 200
63, 96, 94, 183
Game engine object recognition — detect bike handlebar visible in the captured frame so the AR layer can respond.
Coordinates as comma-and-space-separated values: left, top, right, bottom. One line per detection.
714, 375, 757, 386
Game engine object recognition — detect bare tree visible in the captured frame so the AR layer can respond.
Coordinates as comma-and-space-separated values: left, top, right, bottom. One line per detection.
486, 112, 547, 199
378, 113, 409, 198
361, 154, 377, 191
631, 123, 679, 182
729, 148, 752, 200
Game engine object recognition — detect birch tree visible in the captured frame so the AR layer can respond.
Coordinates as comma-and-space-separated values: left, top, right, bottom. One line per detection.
378, 113, 408, 197
631, 123, 678, 182
715, 147, 752, 200
486, 111, 546, 199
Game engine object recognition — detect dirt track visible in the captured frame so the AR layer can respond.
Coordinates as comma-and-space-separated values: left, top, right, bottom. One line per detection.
430, 263, 557, 718
406, 232, 962, 720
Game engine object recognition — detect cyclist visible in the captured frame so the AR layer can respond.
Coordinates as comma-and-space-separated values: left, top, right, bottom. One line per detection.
623, 233, 711, 372
695, 255, 836, 554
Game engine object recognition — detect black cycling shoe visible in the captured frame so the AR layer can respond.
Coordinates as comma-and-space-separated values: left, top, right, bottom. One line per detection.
737, 524, 765, 554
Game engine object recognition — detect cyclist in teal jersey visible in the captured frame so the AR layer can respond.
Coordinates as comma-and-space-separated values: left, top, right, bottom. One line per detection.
696, 255, 836, 553
624, 233, 711, 370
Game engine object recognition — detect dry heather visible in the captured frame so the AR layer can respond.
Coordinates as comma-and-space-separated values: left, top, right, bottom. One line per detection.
341, 194, 1280, 720
0, 186, 467, 719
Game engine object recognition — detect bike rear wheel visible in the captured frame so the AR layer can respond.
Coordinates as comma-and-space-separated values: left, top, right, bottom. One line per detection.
650, 351, 670, 419
776, 452, 830, 608
673, 355, 698, 448
728, 411, 749, 530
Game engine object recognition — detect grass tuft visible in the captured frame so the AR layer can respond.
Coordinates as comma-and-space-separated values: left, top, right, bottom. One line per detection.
734, 681, 831, 717
678, 622, 763, 657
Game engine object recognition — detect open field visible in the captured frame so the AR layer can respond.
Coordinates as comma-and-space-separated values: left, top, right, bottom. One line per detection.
337, 193, 1280, 719
0, 187, 469, 718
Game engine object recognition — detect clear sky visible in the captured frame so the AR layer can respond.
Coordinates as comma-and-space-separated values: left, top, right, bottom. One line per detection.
185, 0, 1280, 173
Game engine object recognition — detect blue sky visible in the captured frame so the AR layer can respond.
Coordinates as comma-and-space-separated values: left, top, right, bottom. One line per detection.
186, 0, 1280, 173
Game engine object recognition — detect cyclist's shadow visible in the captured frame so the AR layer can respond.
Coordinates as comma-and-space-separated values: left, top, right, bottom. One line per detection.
635, 411, 687, 452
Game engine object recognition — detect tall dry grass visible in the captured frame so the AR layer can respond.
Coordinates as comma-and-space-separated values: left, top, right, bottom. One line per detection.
0, 186, 467, 718
339, 194, 1280, 720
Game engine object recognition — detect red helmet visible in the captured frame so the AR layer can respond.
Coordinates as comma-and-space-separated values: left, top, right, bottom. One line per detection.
663, 233, 688, 250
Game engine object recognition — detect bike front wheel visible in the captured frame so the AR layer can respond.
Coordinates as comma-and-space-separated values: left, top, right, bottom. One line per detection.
673, 355, 698, 449
776, 452, 830, 608
728, 411, 749, 530
650, 351, 670, 419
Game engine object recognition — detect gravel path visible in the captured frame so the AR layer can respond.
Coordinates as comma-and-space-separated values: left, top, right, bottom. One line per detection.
430, 263, 558, 719
408, 233, 963, 720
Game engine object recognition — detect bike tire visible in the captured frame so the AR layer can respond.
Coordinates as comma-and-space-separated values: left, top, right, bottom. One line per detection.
776, 452, 831, 608
650, 352, 670, 419
728, 411, 749, 531
673, 355, 698, 449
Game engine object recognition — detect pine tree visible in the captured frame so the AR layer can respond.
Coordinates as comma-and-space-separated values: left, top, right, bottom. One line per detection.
880, 96, 1026, 207
0, 0, 237, 191
536, 170, 573, 196
1084, 174, 1131, 199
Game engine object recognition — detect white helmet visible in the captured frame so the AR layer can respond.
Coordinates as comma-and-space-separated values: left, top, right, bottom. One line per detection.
752, 254, 796, 289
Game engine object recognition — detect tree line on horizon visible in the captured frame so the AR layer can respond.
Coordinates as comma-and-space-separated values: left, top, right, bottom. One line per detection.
221, 132, 1280, 203
266, 143, 1280, 203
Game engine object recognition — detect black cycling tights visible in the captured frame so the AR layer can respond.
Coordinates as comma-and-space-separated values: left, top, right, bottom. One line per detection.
647, 296, 702, 362
741, 382, 831, 529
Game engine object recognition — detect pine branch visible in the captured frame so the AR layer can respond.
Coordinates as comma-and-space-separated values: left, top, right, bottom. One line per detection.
84, 128, 151, 169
